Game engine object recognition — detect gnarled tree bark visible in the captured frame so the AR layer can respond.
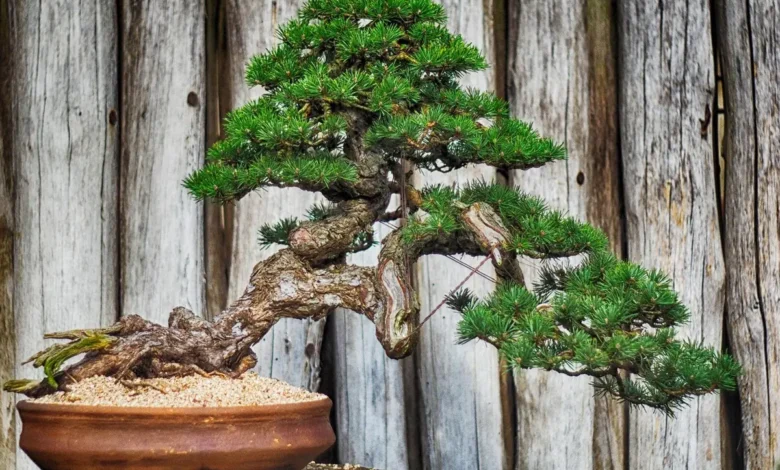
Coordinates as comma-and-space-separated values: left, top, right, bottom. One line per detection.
15, 98, 513, 398
221, 0, 327, 392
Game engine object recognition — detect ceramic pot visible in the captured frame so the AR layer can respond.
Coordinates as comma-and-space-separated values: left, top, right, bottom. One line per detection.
17, 397, 335, 470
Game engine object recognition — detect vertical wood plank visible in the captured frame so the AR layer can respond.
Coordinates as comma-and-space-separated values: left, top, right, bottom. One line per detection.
618, 1, 724, 468
204, 0, 230, 320
585, 5, 626, 466
415, 1, 510, 469
223, 0, 325, 391
330, 217, 418, 469
0, 100, 14, 470
508, 1, 623, 468
716, 0, 780, 467
0, 3, 15, 465
121, 1, 205, 324
8, 2, 119, 469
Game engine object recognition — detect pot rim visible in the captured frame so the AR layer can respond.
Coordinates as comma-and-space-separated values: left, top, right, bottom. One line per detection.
17, 395, 332, 418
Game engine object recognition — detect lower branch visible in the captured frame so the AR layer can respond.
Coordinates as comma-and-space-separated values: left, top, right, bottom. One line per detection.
288, 199, 378, 262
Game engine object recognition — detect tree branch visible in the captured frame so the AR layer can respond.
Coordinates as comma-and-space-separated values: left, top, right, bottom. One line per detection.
288, 199, 378, 262
369, 201, 522, 357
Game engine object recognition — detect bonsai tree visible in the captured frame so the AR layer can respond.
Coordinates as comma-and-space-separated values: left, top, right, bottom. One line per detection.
6, 0, 738, 414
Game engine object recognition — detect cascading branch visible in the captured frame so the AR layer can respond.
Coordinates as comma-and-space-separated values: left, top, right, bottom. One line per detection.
451, 252, 739, 412
6, 0, 738, 414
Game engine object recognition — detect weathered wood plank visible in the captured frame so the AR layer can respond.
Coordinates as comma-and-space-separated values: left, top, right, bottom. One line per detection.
415, 1, 510, 469
0, 4, 15, 465
204, 0, 230, 320
716, 0, 780, 467
223, 0, 325, 391
121, 1, 205, 324
508, 2, 623, 469
618, 1, 724, 468
330, 216, 418, 469
0, 108, 14, 470
8, 2, 119, 469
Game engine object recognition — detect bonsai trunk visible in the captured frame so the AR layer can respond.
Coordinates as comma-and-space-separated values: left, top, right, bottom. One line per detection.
13, 111, 522, 397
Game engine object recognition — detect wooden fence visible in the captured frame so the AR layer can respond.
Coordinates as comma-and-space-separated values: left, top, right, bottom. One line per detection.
0, 1, 777, 469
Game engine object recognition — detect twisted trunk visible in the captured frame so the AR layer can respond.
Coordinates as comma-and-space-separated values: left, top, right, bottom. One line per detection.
14, 109, 515, 397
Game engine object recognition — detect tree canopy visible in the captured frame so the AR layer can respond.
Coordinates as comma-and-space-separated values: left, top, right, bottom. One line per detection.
183, 0, 564, 202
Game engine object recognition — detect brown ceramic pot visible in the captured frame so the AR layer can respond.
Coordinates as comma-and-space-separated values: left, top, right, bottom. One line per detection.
17, 397, 335, 470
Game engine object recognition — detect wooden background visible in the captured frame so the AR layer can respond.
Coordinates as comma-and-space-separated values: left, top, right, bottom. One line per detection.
0, 0, 777, 469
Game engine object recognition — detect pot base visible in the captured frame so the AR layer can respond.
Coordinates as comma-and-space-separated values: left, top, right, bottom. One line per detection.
18, 398, 335, 470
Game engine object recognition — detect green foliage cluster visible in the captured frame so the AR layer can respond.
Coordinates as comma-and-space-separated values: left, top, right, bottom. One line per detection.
181, 0, 740, 413
419, 181, 739, 412
403, 182, 607, 257
366, 106, 565, 171
184, 0, 564, 200
25, 329, 118, 388
183, 99, 357, 201
451, 251, 740, 414
258, 217, 302, 247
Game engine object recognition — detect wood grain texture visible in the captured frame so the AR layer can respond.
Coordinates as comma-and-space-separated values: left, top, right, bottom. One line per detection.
121, 0, 205, 324
330, 217, 418, 469
223, 0, 325, 391
7, 1, 119, 469
0, 113, 14, 470
0, 3, 15, 464
716, 0, 780, 467
508, 2, 623, 468
415, 1, 510, 469
204, 0, 230, 320
618, 1, 724, 468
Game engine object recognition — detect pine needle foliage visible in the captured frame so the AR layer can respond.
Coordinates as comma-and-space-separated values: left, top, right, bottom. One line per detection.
445, 288, 477, 313
181, 0, 740, 413
184, 0, 565, 201
403, 181, 608, 258
258, 217, 301, 248
454, 251, 740, 415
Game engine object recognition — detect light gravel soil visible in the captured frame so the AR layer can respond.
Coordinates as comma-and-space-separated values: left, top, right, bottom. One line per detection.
28, 373, 324, 407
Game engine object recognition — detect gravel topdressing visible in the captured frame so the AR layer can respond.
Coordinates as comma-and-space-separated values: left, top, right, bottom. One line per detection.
28, 373, 324, 408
